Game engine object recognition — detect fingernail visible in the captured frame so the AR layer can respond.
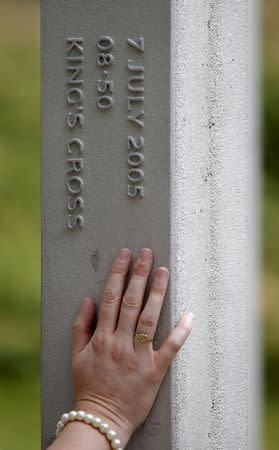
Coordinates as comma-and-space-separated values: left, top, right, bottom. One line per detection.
119, 248, 131, 261
155, 268, 168, 280
187, 312, 195, 322
139, 248, 152, 263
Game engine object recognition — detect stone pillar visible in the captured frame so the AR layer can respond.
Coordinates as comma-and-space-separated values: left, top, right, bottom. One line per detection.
42, 1, 259, 448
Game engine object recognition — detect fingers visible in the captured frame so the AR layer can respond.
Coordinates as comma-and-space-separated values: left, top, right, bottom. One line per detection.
95, 248, 132, 334
155, 313, 194, 372
72, 297, 96, 354
134, 267, 169, 354
116, 248, 153, 338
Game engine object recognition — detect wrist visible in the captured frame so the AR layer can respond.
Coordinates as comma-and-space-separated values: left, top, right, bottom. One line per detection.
54, 420, 112, 450
75, 399, 134, 447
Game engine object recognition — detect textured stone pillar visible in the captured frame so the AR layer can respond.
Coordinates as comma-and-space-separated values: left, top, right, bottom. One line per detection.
42, 1, 259, 448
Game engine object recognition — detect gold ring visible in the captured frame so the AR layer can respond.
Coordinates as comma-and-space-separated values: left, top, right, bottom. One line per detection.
135, 333, 153, 343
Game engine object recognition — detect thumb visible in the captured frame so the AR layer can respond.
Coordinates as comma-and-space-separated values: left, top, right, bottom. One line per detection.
155, 313, 194, 373
72, 297, 96, 354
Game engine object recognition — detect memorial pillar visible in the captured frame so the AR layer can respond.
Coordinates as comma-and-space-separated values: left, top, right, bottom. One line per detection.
42, 1, 259, 448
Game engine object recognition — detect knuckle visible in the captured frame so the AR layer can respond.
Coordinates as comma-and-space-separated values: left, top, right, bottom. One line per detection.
111, 341, 125, 362
92, 332, 107, 351
111, 262, 127, 276
152, 285, 165, 295
140, 314, 156, 329
103, 289, 121, 305
133, 263, 149, 277
122, 294, 140, 310
73, 321, 84, 334
167, 338, 181, 355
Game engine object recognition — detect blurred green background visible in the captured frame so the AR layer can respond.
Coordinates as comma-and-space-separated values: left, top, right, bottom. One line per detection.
0, 0, 278, 448
0, 1, 40, 448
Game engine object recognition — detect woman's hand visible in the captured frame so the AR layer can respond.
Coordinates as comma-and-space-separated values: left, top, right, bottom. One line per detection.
72, 248, 194, 446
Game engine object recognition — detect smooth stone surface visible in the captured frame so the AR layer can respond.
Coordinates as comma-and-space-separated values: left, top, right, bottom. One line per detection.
42, 0, 259, 449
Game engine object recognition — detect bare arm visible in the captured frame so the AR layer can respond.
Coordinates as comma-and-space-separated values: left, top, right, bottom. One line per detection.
48, 248, 194, 449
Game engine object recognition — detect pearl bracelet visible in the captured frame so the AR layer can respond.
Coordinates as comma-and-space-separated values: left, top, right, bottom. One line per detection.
56, 410, 123, 449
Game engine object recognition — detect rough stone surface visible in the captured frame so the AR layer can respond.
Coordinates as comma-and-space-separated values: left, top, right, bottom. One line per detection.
170, 1, 255, 449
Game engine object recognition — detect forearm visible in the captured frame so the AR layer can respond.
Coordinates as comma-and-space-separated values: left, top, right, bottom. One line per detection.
48, 421, 112, 450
